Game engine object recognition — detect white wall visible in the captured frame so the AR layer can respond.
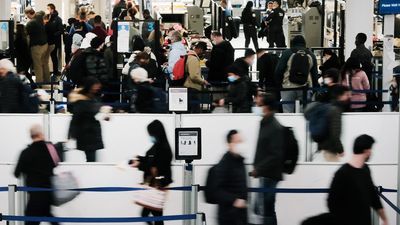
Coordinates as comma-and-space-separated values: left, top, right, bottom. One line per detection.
0, 113, 399, 164
0, 163, 397, 225
344, 0, 374, 59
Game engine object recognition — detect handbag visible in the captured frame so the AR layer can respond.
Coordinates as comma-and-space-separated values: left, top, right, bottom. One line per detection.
133, 177, 167, 211
46, 143, 80, 206
51, 171, 80, 206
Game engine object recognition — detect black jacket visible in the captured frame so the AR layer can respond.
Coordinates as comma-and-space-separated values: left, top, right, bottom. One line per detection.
350, 45, 374, 78
328, 164, 383, 225
112, 0, 127, 19
15, 141, 57, 188
257, 52, 279, 89
241, 8, 258, 26
266, 7, 285, 31
316, 102, 344, 154
206, 41, 235, 82
215, 152, 248, 225
226, 78, 252, 113
45, 11, 63, 46
69, 47, 110, 86
138, 142, 173, 187
68, 90, 104, 152
253, 115, 284, 181
319, 54, 341, 75
26, 18, 47, 46
0, 72, 24, 113
215, 152, 248, 206
15, 35, 32, 73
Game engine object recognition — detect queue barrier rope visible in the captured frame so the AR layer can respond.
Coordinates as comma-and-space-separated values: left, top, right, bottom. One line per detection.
0, 185, 397, 194
0, 214, 197, 223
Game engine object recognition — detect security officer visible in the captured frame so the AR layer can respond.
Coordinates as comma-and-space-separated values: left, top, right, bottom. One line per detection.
241, 1, 259, 50
266, 0, 286, 47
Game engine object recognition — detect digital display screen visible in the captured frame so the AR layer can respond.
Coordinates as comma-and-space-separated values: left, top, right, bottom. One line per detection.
379, 0, 400, 15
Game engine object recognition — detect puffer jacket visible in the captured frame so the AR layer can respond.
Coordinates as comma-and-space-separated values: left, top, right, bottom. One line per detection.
68, 89, 104, 152
0, 72, 24, 113
69, 47, 109, 86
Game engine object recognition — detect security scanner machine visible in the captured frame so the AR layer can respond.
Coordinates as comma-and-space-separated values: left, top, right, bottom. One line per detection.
302, 6, 322, 47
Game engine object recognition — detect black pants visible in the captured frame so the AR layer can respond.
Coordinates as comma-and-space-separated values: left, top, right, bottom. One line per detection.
188, 88, 201, 113
243, 24, 259, 50
26, 192, 59, 225
268, 29, 286, 48
218, 206, 247, 225
302, 213, 339, 225
142, 208, 164, 225
85, 151, 97, 162
51, 47, 60, 74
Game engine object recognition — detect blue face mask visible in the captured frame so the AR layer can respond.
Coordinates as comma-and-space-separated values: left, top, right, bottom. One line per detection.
228, 76, 238, 83
252, 106, 264, 116
150, 136, 157, 143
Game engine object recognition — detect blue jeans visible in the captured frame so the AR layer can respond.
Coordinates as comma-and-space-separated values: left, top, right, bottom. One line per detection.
255, 178, 278, 225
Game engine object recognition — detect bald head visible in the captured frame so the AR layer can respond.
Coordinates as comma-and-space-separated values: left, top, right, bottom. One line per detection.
30, 124, 45, 141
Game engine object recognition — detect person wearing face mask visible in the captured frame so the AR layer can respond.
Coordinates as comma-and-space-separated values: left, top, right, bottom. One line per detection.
219, 65, 253, 113
251, 93, 284, 225
207, 31, 235, 83
302, 135, 388, 225
214, 130, 248, 225
130, 120, 173, 225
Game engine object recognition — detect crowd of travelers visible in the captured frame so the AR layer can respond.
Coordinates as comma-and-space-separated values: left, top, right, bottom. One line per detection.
0, 0, 386, 115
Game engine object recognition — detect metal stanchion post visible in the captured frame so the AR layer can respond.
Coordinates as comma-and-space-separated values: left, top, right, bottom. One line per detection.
295, 100, 301, 113
371, 210, 379, 225
8, 185, 16, 225
190, 185, 199, 225
183, 162, 194, 225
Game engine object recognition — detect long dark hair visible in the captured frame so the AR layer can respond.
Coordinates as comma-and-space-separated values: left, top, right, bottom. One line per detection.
147, 120, 171, 148
341, 57, 361, 82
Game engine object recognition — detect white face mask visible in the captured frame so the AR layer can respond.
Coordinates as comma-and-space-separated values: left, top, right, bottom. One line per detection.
233, 143, 247, 156
324, 78, 333, 85
252, 106, 264, 116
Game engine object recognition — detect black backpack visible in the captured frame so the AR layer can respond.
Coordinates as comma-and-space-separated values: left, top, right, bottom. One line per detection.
204, 164, 219, 204
282, 127, 299, 174
288, 50, 311, 85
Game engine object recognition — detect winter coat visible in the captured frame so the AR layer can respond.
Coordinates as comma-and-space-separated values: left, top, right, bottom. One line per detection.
226, 78, 252, 113
45, 11, 63, 47
184, 51, 207, 91
0, 72, 24, 113
253, 115, 284, 181
316, 103, 344, 154
69, 47, 110, 86
206, 41, 235, 82
138, 142, 173, 187
68, 90, 104, 152
168, 42, 187, 73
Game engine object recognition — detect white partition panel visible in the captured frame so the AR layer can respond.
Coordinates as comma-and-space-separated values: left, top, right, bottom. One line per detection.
0, 114, 45, 162
0, 163, 184, 225
341, 113, 400, 163
49, 114, 176, 163
181, 114, 307, 164
194, 163, 398, 225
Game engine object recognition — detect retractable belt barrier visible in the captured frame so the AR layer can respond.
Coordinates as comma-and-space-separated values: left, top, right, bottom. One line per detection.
0, 214, 198, 223
1, 185, 399, 222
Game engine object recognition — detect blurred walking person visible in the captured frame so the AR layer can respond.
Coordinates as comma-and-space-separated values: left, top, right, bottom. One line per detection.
14, 124, 60, 225
130, 120, 173, 225
68, 77, 107, 162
